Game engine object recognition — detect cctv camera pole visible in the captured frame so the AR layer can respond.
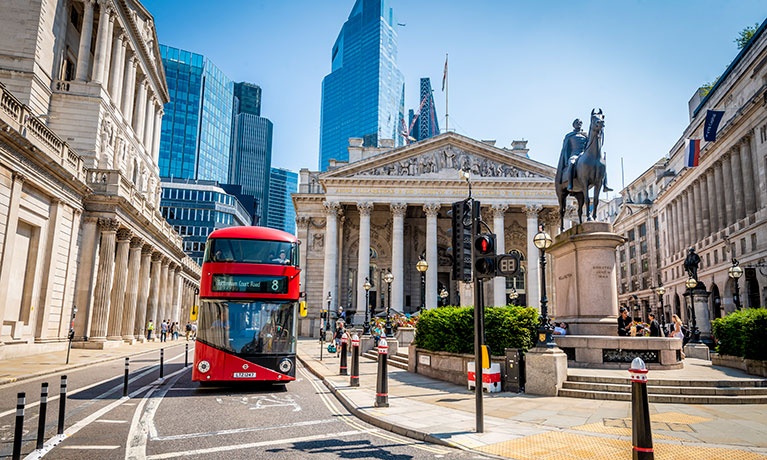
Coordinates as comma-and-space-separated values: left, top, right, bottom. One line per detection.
472, 198, 485, 434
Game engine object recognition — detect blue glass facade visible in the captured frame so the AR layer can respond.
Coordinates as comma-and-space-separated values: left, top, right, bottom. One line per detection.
266, 168, 298, 234
408, 78, 440, 142
318, 0, 405, 171
158, 45, 233, 183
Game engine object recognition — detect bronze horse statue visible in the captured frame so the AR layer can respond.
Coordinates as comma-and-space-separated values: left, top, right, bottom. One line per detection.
556, 109, 607, 230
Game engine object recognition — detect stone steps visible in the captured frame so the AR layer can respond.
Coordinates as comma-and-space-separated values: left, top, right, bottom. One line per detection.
560, 374, 767, 404
362, 349, 409, 370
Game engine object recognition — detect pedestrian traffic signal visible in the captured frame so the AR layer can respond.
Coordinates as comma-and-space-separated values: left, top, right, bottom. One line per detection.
449, 199, 475, 282
474, 233, 497, 279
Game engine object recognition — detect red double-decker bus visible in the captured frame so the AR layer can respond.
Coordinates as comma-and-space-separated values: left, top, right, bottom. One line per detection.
193, 226, 299, 384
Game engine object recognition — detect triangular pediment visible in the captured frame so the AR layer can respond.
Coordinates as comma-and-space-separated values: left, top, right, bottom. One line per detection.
321, 132, 555, 181
612, 203, 649, 227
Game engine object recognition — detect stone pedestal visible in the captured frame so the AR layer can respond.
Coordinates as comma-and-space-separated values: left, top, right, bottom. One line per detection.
684, 285, 712, 343
548, 222, 624, 336
360, 336, 398, 356
684, 343, 711, 360
524, 346, 568, 396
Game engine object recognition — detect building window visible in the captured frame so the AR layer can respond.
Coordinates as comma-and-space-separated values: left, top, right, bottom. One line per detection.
640, 241, 648, 255
630, 261, 637, 276
630, 245, 636, 259
752, 234, 757, 251
706, 253, 711, 267
628, 229, 635, 241
642, 259, 649, 273
621, 265, 627, 279
741, 238, 747, 255
620, 249, 626, 263
639, 223, 646, 238
714, 250, 719, 264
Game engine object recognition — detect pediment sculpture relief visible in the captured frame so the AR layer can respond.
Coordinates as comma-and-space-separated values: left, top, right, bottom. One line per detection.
356, 146, 544, 178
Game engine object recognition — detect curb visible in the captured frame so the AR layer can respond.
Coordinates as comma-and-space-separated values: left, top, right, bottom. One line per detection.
0, 342, 190, 388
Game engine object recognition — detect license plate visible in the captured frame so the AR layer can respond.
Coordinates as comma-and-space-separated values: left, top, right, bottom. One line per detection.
233, 372, 257, 378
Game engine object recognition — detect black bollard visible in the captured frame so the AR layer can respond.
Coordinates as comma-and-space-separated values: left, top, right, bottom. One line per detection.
185, 342, 189, 367
160, 348, 164, 378
57, 376, 67, 435
124, 358, 130, 397
13, 392, 25, 460
375, 338, 389, 408
350, 334, 360, 387
630, 357, 654, 460
339, 335, 348, 375
36, 383, 48, 450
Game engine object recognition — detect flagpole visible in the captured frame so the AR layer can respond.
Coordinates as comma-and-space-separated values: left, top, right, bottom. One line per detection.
445, 53, 449, 132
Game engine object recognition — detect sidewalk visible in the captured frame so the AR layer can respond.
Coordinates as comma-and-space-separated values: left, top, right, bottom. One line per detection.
297, 338, 767, 460
0, 338, 191, 387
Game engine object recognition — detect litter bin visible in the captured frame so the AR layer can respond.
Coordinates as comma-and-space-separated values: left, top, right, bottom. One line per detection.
504, 348, 525, 392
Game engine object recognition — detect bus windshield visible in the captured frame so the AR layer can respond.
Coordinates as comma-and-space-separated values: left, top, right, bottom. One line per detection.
198, 300, 296, 354
204, 238, 297, 266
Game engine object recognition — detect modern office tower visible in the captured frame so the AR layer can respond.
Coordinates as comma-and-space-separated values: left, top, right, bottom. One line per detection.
318, 0, 406, 171
230, 82, 273, 225
160, 179, 253, 264
267, 168, 298, 234
407, 78, 440, 142
158, 45, 233, 183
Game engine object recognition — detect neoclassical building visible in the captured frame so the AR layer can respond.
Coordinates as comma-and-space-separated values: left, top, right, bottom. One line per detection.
293, 133, 568, 336
0, 0, 200, 357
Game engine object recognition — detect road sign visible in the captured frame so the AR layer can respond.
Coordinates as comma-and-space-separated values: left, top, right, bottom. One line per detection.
496, 254, 520, 276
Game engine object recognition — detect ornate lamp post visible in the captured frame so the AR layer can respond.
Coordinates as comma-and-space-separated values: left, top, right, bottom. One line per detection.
509, 288, 519, 307
362, 278, 372, 335
685, 277, 701, 343
383, 270, 394, 337
325, 292, 333, 336
728, 258, 743, 310
655, 285, 666, 335
439, 288, 449, 306
416, 257, 429, 312
533, 224, 554, 347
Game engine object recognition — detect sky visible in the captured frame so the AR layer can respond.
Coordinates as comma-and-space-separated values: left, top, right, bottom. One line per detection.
143, 0, 766, 196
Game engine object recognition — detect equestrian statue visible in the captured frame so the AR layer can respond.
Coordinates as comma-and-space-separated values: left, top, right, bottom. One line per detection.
555, 109, 612, 231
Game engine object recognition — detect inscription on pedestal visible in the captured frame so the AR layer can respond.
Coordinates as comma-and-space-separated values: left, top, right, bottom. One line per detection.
592, 265, 612, 279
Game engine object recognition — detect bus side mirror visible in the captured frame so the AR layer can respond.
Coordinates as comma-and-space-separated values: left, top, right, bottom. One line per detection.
299, 301, 307, 317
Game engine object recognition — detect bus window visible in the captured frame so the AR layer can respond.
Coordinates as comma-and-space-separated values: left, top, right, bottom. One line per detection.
205, 239, 297, 266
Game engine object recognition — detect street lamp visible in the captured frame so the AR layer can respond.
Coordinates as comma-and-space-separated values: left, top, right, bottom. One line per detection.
509, 288, 519, 306
655, 285, 666, 335
363, 278, 372, 335
325, 292, 332, 336
533, 224, 554, 347
416, 257, 429, 312
685, 277, 701, 343
383, 270, 394, 337
728, 258, 743, 310
439, 288, 449, 306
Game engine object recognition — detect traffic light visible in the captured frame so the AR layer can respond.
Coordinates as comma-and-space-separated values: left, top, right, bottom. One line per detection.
474, 233, 497, 278
449, 199, 475, 282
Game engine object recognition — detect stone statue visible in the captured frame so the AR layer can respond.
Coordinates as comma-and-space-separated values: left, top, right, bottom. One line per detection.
555, 109, 611, 230
684, 248, 701, 281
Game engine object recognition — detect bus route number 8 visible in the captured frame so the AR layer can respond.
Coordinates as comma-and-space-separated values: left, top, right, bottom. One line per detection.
271, 279, 280, 292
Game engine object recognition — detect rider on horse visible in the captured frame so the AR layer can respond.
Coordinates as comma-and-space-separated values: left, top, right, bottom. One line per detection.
558, 119, 613, 193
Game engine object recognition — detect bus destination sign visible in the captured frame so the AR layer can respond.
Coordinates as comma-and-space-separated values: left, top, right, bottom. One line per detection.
211, 274, 288, 294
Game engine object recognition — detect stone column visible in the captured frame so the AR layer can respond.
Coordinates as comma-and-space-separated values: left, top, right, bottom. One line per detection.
356, 202, 372, 316
143, 98, 155, 149
322, 201, 340, 312
670, 200, 679, 255
680, 191, 690, 250
700, 175, 710, 237
121, 54, 137, 125
145, 252, 163, 337
34, 199, 63, 341
674, 199, 684, 255
158, 259, 170, 324
706, 168, 718, 235
152, 110, 163, 164
133, 77, 147, 137
134, 244, 153, 340
171, 266, 181, 321
721, 152, 734, 227
714, 159, 726, 232
749, 132, 762, 210
75, 0, 96, 81
91, 1, 112, 84
90, 218, 120, 342
526, 205, 542, 308
109, 36, 126, 105
692, 180, 703, 243
424, 203, 440, 310
390, 203, 406, 312
731, 147, 745, 221
106, 228, 132, 340
100, 13, 115, 89
492, 204, 508, 306
740, 137, 756, 216
120, 237, 143, 341
295, 216, 310, 292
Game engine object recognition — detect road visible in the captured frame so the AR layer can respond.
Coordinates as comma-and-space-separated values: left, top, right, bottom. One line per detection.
0, 342, 487, 460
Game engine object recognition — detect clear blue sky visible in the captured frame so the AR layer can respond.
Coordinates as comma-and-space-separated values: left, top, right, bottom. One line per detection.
143, 0, 765, 195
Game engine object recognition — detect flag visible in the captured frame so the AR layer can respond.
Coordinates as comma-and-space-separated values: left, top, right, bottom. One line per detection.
442, 54, 447, 91
685, 139, 700, 167
704, 110, 725, 141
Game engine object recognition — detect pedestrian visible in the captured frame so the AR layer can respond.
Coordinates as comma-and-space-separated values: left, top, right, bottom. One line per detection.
191, 322, 197, 340
160, 320, 168, 342
170, 321, 176, 341
671, 314, 685, 359
147, 320, 154, 341
185, 322, 192, 340
334, 321, 345, 357
617, 307, 632, 336
372, 323, 382, 347
554, 322, 568, 335
648, 313, 662, 337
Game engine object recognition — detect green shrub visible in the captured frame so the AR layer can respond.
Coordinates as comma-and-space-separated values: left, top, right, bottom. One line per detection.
414, 305, 538, 356
712, 308, 767, 360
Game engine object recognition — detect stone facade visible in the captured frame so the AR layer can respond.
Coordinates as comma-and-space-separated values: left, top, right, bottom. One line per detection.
293, 133, 570, 337
0, 0, 200, 358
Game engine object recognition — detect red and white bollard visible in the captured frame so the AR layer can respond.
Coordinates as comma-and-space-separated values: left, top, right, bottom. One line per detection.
339, 334, 348, 375
375, 338, 389, 407
629, 357, 653, 460
350, 334, 360, 387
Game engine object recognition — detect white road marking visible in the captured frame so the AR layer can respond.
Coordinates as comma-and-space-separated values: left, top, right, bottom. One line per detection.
145, 429, 373, 459
96, 419, 128, 423
214, 394, 302, 412
62, 445, 120, 449
152, 418, 337, 441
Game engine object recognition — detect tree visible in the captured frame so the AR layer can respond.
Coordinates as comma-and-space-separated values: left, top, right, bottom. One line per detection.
734, 22, 760, 49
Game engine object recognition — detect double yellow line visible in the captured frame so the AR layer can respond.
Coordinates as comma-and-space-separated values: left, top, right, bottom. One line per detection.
298, 365, 448, 455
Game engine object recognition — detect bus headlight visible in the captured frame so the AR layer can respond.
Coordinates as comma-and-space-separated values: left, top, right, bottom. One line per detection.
197, 360, 211, 374
279, 358, 292, 373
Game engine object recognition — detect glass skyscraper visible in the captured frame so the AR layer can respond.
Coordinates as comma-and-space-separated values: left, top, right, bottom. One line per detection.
318, 0, 405, 171
267, 168, 298, 234
230, 82, 273, 225
158, 45, 233, 183
407, 78, 440, 142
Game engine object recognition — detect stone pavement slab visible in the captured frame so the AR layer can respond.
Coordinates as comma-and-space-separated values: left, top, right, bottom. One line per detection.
298, 338, 767, 459
0, 338, 190, 386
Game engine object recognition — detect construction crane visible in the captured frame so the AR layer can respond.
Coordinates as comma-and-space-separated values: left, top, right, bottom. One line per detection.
400, 93, 430, 144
